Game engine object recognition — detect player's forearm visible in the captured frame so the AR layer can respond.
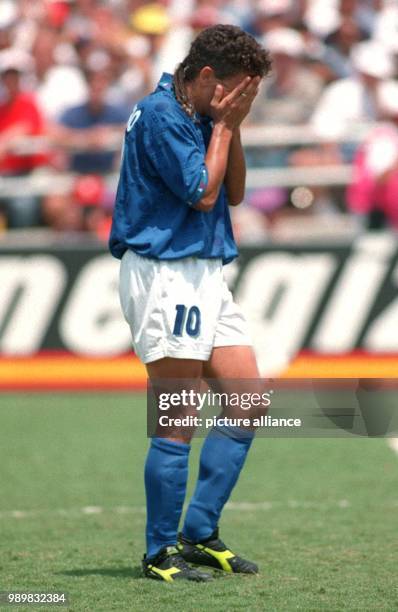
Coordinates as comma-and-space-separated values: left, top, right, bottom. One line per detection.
224, 129, 246, 206
195, 122, 233, 212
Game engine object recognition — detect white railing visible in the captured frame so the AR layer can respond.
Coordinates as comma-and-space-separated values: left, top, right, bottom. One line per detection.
0, 165, 353, 198
0, 121, 376, 197
241, 122, 373, 146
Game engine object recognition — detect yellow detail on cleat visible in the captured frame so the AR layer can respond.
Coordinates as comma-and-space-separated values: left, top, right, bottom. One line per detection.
197, 544, 235, 572
147, 564, 181, 582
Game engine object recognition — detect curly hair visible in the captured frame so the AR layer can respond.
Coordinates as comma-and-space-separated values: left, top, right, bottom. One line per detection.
173, 24, 272, 117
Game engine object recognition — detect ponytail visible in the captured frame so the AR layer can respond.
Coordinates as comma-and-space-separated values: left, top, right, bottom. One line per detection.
173, 60, 195, 119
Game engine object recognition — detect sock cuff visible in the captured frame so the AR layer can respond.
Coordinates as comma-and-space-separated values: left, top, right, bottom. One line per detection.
150, 437, 191, 455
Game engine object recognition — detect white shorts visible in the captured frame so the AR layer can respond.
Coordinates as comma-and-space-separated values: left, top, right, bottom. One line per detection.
119, 249, 251, 364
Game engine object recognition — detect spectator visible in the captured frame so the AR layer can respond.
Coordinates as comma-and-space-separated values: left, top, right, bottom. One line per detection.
57, 67, 130, 174
244, 25, 325, 214
304, 0, 342, 39
0, 48, 47, 228
41, 191, 83, 233
0, 0, 393, 235
249, 0, 297, 37
250, 28, 324, 126
42, 174, 113, 239
0, 1, 17, 52
373, 0, 398, 59
321, 15, 367, 79
347, 83, 398, 230
31, 27, 87, 120
247, 27, 323, 171
130, 2, 172, 85
305, 40, 398, 220
311, 40, 396, 145
338, 0, 378, 37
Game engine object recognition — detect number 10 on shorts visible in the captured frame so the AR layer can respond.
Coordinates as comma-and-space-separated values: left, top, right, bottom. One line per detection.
173, 305, 201, 337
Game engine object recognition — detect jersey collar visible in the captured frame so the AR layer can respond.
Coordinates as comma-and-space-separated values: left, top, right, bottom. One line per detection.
156, 72, 174, 92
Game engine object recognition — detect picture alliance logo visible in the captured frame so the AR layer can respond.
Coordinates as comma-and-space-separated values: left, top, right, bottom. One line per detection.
0, 234, 397, 366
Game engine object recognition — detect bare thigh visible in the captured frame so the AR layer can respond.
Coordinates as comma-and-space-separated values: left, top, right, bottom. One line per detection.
203, 346, 266, 425
203, 345, 260, 379
146, 357, 204, 444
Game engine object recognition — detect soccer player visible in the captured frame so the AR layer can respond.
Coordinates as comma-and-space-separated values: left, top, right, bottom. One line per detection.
109, 24, 271, 582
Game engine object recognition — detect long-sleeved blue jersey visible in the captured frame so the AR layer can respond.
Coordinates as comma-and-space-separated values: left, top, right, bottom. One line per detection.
109, 73, 238, 264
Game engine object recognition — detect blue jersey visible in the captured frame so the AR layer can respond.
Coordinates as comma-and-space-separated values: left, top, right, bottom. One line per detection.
109, 73, 238, 265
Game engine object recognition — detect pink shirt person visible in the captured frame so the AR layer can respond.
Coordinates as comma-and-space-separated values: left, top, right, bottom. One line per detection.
347, 123, 398, 229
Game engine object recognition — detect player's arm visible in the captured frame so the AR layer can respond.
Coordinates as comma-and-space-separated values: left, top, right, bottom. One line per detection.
194, 120, 233, 212
195, 77, 260, 213
224, 129, 245, 206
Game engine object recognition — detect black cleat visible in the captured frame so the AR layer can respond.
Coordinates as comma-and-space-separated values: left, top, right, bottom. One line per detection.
177, 528, 259, 574
142, 546, 213, 582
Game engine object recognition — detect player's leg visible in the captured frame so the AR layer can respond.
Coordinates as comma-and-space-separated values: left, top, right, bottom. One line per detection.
146, 356, 203, 443
147, 357, 203, 379
119, 253, 222, 580
203, 344, 260, 378
179, 344, 264, 573
143, 356, 213, 581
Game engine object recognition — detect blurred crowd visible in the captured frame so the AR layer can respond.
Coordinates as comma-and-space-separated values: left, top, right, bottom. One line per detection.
1, 0, 398, 240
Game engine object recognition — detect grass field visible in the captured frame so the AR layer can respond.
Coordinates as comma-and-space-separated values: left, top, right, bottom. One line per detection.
1, 393, 398, 611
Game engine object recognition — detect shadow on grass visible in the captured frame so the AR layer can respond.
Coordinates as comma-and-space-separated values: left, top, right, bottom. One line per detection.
59, 566, 226, 581
58, 566, 142, 579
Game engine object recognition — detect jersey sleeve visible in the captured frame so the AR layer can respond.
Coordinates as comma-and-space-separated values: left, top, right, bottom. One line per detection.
143, 108, 208, 207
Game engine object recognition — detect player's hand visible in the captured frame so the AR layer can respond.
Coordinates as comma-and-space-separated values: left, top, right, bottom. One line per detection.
210, 76, 261, 130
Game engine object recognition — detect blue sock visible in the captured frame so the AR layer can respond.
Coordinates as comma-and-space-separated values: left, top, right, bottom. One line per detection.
183, 425, 254, 542
144, 437, 190, 558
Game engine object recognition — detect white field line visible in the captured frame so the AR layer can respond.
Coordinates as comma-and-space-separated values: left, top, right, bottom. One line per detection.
3, 443, 397, 520
0, 500, 355, 520
8, 497, 398, 520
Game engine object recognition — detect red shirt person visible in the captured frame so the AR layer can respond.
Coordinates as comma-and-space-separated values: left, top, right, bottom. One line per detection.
0, 49, 47, 175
